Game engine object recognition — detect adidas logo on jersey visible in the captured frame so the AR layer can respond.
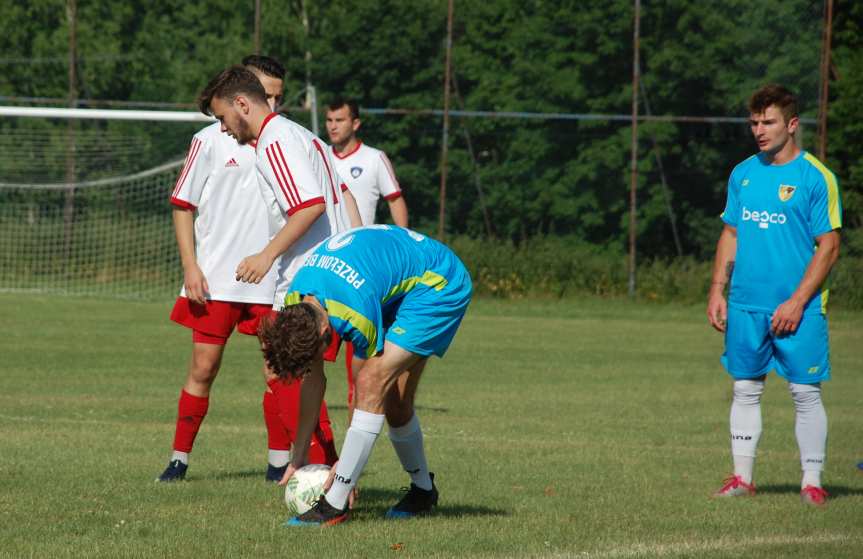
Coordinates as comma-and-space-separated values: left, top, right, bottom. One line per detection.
225, 158, 239, 168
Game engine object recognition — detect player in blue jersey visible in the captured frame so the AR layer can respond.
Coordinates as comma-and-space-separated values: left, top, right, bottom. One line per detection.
707, 85, 842, 507
259, 225, 472, 525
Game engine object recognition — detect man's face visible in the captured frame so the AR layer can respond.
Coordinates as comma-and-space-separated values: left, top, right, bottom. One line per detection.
326, 106, 359, 145
254, 72, 284, 111
749, 105, 798, 154
211, 96, 255, 145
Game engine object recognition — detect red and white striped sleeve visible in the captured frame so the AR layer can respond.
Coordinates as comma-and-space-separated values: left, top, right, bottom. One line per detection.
377, 151, 402, 201
259, 135, 326, 216
170, 133, 212, 210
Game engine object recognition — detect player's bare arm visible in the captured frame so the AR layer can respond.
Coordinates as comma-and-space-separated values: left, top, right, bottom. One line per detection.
278, 358, 327, 484
172, 207, 209, 304
771, 230, 841, 336
388, 196, 409, 227
342, 188, 363, 228
236, 202, 326, 283
707, 224, 737, 332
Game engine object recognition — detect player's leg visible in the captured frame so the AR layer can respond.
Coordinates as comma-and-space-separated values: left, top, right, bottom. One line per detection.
773, 312, 830, 506
158, 335, 226, 482
715, 308, 772, 497
322, 343, 424, 512
383, 359, 440, 518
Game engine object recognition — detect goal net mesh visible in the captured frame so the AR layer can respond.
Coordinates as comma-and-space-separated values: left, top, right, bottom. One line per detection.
0, 115, 202, 299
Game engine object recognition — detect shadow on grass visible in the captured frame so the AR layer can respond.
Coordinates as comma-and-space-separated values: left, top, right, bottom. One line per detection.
758, 483, 863, 498
355, 487, 508, 518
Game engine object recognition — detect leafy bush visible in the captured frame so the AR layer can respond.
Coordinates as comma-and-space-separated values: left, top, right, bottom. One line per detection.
450, 235, 863, 309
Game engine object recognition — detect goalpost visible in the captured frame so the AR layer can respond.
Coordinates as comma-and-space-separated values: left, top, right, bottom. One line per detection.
0, 106, 211, 299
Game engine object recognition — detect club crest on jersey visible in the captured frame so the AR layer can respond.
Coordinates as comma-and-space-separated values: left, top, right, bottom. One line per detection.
225, 158, 239, 168
350, 166, 363, 178
778, 184, 796, 202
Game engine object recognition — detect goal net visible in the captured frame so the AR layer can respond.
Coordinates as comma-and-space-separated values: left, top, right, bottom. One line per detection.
0, 108, 209, 299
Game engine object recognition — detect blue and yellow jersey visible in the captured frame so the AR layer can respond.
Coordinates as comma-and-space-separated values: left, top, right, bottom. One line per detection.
721, 151, 842, 315
284, 225, 466, 358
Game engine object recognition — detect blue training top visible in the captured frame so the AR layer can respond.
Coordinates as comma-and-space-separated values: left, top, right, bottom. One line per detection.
721, 151, 842, 315
284, 225, 463, 359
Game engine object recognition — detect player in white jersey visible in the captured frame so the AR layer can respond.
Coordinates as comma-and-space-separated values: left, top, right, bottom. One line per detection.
158, 56, 338, 484
326, 98, 408, 228
326, 97, 409, 409
198, 65, 362, 300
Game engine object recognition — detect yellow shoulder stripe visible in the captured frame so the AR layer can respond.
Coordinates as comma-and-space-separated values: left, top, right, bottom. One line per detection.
804, 153, 842, 229
382, 270, 448, 303
325, 299, 377, 355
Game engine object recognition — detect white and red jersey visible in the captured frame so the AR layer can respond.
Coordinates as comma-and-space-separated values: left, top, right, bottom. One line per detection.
255, 113, 353, 308
169, 123, 277, 304
330, 141, 402, 226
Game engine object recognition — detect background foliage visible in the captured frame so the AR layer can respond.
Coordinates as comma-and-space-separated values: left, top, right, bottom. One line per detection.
0, 0, 860, 297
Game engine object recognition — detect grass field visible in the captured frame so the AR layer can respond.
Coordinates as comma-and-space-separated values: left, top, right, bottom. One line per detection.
0, 293, 861, 558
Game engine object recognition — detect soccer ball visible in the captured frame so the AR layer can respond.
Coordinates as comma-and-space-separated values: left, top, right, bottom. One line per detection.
284, 464, 331, 515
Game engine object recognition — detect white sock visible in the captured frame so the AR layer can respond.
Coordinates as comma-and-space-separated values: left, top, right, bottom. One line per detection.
789, 382, 827, 488
171, 450, 189, 465
388, 414, 432, 490
268, 449, 291, 468
729, 379, 764, 484
325, 410, 384, 510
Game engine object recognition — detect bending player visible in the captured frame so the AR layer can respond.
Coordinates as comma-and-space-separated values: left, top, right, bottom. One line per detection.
707, 84, 842, 506
259, 225, 472, 526
158, 57, 338, 483
326, 96, 409, 410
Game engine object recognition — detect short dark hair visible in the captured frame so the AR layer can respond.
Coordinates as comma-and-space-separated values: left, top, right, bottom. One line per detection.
327, 97, 360, 120
748, 84, 798, 124
258, 303, 329, 380
198, 65, 268, 116
242, 54, 286, 80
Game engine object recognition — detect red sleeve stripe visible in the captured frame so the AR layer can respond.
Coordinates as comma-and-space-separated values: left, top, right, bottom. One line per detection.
383, 191, 403, 201
171, 137, 203, 199
313, 139, 339, 202
170, 197, 197, 211
273, 142, 303, 206
340, 182, 349, 192
380, 152, 401, 191
265, 143, 299, 208
286, 197, 325, 216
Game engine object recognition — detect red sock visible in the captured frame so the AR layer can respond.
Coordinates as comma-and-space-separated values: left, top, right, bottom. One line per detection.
269, 378, 339, 466
172, 389, 209, 453
345, 342, 355, 406
263, 388, 291, 451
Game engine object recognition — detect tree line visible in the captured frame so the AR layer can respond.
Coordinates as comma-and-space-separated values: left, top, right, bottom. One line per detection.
0, 0, 860, 259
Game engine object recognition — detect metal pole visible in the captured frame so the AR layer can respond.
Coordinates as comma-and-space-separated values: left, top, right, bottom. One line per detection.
254, 0, 261, 55
628, 0, 641, 298
63, 0, 78, 266
438, 0, 454, 240
817, 0, 833, 161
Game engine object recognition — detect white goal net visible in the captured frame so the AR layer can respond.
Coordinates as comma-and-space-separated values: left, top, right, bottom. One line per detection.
0, 107, 211, 299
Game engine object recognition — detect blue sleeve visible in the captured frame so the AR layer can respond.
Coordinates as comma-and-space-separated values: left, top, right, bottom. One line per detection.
720, 170, 740, 227
808, 172, 842, 238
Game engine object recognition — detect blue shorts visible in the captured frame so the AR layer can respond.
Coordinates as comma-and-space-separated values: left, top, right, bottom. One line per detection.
384, 258, 473, 358
721, 306, 831, 384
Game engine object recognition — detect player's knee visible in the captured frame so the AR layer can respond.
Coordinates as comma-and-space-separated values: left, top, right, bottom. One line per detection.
733, 379, 765, 406
190, 352, 222, 383
789, 382, 821, 409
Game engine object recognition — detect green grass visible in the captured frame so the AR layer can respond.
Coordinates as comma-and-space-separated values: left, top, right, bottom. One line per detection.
0, 294, 861, 558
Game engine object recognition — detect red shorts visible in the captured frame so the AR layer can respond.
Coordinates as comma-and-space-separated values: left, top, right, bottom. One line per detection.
170, 298, 273, 346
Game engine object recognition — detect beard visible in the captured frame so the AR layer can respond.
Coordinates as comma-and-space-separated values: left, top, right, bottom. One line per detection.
233, 118, 256, 145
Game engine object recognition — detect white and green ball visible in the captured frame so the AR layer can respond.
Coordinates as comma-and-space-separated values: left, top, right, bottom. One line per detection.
284, 464, 331, 515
